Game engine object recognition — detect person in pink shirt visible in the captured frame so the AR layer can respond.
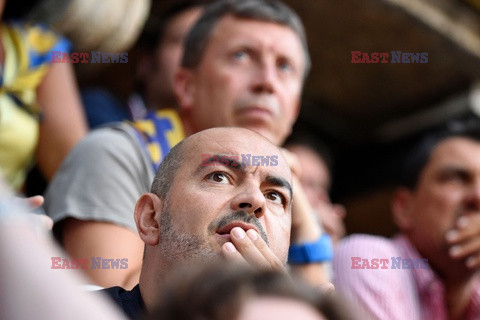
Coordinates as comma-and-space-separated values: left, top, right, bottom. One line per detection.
333, 120, 480, 320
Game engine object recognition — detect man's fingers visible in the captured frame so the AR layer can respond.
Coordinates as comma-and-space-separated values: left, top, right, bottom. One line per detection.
245, 229, 287, 272
465, 254, 480, 269
221, 242, 245, 263
446, 215, 480, 268
229, 227, 271, 269
221, 239, 266, 269
449, 236, 480, 261
446, 216, 480, 245
27, 195, 44, 208
37, 214, 54, 230
224, 227, 286, 272
12, 195, 44, 210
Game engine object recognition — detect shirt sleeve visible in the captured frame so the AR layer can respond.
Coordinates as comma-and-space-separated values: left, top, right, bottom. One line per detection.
44, 125, 152, 232
333, 234, 421, 320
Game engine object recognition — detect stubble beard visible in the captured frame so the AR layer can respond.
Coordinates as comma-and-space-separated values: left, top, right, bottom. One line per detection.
158, 199, 218, 270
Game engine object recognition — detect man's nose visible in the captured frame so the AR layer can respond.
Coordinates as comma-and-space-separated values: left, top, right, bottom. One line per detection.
251, 60, 277, 94
465, 180, 480, 210
230, 184, 266, 218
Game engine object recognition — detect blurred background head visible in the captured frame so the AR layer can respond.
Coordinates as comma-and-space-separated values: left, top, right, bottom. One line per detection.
135, 1, 211, 110
147, 260, 353, 320
285, 133, 346, 243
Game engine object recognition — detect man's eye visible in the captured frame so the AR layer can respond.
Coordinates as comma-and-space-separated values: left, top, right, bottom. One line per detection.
278, 60, 294, 73
208, 172, 229, 184
266, 191, 284, 205
233, 50, 248, 61
439, 171, 469, 184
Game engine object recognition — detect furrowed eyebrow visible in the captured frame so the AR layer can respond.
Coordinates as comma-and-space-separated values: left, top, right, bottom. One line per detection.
195, 155, 292, 199
266, 175, 292, 200
195, 154, 246, 175
437, 166, 471, 180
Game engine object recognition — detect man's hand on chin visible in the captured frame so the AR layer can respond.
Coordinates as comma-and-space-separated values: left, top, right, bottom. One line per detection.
221, 227, 287, 273
446, 215, 480, 270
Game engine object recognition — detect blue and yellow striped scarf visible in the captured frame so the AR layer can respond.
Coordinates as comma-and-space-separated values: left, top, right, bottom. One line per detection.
131, 109, 185, 172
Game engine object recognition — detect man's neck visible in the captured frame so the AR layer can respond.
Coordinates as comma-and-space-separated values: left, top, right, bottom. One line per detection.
138, 259, 168, 313
444, 273, 477, 320
179, 109, 195, 137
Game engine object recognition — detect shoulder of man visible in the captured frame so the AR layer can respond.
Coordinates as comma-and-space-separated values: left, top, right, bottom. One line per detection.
334, 234, 403, 273
48, 121, 148, 177
333, 234, 421, 320
44, 122, 153, 231
335, 234, 398, 256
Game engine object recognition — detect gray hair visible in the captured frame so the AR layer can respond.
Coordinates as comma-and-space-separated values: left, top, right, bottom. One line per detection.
151, 140, 186, 199
181, 0, 311, 78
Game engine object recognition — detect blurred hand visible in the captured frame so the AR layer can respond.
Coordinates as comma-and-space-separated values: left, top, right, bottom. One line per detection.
315, 202, 346, 245
446, 214, 480, 269
9, 195, 53, 230
281, 148, 322, 243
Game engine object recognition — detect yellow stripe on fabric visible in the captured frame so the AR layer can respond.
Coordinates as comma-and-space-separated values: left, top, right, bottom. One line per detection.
0, 96, 39, 191
158, 109, 185, 148
134, 119, 155, 136
1, 24, 50, 112
131, 109, 185, 170
28, 26, 58, 53
146, 144, 161, 165
9, 25, 29, 74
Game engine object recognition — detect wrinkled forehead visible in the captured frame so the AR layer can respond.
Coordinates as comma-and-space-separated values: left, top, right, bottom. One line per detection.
206, 15, 306, 67
183, 130, 292, 180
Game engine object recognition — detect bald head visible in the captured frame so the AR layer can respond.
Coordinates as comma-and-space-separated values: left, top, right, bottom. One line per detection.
138, 127, 295, 308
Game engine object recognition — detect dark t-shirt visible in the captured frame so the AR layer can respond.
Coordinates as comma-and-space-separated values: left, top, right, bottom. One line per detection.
102, 284, 145, 320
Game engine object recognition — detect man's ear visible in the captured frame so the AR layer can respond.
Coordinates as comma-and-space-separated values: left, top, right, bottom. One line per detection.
391, 187, 415, 231
134, 193, 163, 246
174, 67, 195, 113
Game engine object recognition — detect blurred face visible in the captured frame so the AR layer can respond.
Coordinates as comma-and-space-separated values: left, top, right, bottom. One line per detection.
147, 7, 203, 108
287, 145, 331, 207
238, 296, 325, 320
287, 144, 346, 243
398, 138, 480, 270
158, 128, 293, 266
178, 15, 305, 145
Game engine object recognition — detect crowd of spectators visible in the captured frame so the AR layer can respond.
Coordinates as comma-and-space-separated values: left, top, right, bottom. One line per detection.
1, 0, 479, 319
